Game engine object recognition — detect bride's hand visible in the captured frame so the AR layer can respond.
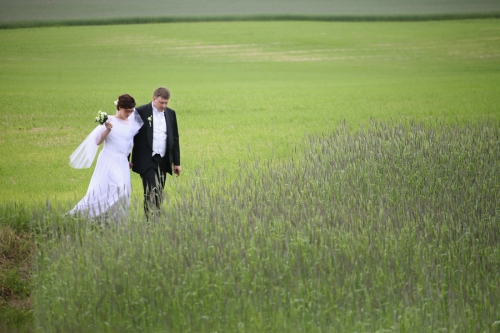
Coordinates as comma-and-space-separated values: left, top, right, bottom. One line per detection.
105, 121, 112, 130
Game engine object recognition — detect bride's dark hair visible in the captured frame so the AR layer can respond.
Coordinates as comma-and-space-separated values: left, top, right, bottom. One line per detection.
116, 94, 136, 110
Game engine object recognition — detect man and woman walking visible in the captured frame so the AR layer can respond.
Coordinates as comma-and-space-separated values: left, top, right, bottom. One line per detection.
69, 86, 181, 221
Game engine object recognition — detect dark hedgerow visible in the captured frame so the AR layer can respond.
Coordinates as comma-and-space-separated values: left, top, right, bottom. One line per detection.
1, 13, 500, 30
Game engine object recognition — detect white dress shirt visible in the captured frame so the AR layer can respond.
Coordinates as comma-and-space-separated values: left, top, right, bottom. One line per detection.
152, 104, 167, 157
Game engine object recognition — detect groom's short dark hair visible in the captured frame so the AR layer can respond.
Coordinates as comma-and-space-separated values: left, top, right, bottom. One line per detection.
153, 87, 170, 100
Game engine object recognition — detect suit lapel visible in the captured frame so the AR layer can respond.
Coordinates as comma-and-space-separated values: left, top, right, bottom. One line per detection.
147, 105, 171, 152
164, 109, 173, 150
147, 104, 153, 148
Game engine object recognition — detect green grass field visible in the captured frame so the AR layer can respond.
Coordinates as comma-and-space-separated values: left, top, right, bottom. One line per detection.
0, 16, 499, 333
1, 19, 499, 204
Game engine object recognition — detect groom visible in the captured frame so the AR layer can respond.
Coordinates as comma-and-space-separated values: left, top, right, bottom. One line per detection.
131, 86, 181, 216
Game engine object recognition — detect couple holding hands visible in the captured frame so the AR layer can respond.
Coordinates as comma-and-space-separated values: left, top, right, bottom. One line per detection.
69, 86, 181, 221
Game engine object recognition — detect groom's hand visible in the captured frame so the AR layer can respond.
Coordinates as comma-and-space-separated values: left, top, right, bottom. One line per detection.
174, 165, 181, 177
129, 162, 133, 169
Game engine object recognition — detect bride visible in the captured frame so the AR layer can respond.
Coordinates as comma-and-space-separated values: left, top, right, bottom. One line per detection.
68, 94, 143, 221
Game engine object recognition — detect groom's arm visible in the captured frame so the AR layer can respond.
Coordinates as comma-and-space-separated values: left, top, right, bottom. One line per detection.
169, 109, 180, 166
168, 109, 181, 176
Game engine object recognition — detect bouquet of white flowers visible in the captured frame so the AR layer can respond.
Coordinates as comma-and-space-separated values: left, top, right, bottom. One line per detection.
95, 110, 108, 125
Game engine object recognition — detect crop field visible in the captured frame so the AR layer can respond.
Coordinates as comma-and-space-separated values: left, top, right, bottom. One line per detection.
0, 7, 499, 333
28, 118, 500, 332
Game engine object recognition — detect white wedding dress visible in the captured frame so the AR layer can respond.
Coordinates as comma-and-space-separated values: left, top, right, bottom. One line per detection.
68, 112, 143, 221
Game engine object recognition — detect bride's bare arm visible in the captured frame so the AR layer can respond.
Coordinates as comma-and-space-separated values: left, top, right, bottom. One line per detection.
97, 121, 112, 145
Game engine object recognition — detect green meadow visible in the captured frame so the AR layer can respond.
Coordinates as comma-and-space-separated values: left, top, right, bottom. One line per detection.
1, 17, 500, 332
1, 19, 499, 204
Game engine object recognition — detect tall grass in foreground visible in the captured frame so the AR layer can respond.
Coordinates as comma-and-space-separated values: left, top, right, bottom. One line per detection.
33, 119, 499, 332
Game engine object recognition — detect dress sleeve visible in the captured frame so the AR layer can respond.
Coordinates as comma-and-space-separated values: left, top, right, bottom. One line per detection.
69, 124, 107, 169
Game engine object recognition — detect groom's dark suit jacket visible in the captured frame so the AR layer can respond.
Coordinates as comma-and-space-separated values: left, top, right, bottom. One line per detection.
131, 103, 180, 175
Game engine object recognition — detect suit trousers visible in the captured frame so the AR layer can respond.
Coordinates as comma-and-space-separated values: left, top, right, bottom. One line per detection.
140, 154, 167, 215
